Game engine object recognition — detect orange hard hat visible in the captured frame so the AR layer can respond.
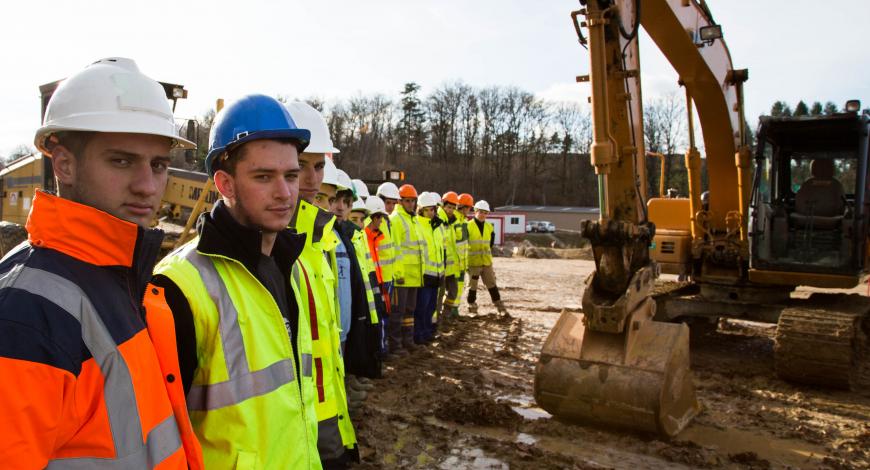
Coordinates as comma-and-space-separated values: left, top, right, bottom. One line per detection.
399, 184, 418, 199
442, 191, 460, 205
458, 193, 474, 208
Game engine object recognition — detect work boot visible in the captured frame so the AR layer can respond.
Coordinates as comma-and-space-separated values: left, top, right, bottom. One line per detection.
348, 375, 375, 391
346, 386, 367, 406
467, 303, 478, 314
450, 306, 460, 319
495, 300, 509, 315
440, 305, 452, 326
358, 376, 374, 385
402, 326, 418, 352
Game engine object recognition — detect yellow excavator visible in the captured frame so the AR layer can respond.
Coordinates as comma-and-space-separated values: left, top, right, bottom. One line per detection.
534, 0, 870, 437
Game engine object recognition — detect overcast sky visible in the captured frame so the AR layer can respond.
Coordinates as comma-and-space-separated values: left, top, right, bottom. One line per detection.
2, 0, 868, 156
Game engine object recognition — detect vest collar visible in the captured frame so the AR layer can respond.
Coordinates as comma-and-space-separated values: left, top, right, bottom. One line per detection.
196, 200, 305, 275
26, 190, 149, 268
291, 199, 336, 248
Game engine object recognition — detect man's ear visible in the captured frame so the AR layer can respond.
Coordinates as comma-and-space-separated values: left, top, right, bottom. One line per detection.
51, 145, 77, 186
213, 169, 236, 202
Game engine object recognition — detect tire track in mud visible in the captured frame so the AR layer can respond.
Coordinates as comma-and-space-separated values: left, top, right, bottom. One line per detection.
352, 258, 870, 469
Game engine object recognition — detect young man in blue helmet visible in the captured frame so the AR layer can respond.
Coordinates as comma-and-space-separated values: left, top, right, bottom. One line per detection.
152, 94, 322, 469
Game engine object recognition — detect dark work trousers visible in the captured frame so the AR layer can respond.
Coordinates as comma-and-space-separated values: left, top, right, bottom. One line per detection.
390, 286, 417, 351
414, 286, 438, 343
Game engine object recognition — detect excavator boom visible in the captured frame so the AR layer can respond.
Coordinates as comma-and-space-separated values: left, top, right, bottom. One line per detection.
536, 0, 748, 437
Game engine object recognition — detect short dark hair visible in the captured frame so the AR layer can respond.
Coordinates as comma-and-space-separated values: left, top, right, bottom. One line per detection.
337, 189, 354, 201
51, 131, 95, 159
217, 138, 298, 176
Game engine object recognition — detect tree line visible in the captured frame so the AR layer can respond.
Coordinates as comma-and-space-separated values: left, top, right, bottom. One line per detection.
6, 84, 855, 208
179, 83, 710, 207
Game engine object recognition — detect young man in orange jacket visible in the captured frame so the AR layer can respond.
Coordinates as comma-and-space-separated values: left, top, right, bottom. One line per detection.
0, 58, 202, 469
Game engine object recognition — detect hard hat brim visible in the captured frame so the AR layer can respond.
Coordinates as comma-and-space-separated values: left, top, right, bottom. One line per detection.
35, 115, 196, 155
206, 128, 311, 175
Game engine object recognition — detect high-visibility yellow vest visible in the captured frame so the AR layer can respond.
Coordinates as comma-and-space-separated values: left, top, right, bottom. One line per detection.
156, 243, 321, 470
416, 214, 444, 279
390, 206, 423, 287
437, 207, 461, 277
454, 218, 470, 272
291, 201, 357, 460
351, 228, 379, 324
376, 218, 396, 283
467, 219, 494, 267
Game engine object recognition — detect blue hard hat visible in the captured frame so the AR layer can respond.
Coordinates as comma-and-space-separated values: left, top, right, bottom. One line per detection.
205, 94, 311, 176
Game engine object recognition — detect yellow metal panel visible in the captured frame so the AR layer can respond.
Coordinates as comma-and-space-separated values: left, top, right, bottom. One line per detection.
648, 198, 691, 232
0, 155, 43, 225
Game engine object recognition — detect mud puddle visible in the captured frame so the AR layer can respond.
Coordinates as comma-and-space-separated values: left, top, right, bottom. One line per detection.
679, 424, 827, 468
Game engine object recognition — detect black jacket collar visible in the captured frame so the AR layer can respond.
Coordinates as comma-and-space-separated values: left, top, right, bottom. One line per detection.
196, 200, 306, 275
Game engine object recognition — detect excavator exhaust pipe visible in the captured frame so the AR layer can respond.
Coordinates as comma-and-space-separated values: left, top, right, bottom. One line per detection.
534, 270, 699, 437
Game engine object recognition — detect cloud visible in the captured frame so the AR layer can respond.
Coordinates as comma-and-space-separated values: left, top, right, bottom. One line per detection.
535, 82, 588, 106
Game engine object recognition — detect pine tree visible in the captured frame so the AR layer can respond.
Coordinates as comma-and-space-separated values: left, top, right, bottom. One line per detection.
770, 101, 792, 117
793, 101, 809, 116
824, 101, 839, 115
810, 102, 823, 116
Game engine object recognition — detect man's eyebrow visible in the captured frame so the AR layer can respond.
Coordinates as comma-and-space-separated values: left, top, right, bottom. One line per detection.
103, 149, 171, 161
103, 149, 141, 158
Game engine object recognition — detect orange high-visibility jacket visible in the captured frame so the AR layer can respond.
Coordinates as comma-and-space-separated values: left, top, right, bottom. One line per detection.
0, 191, 203, 470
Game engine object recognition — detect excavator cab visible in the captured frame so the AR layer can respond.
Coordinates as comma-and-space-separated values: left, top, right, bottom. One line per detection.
749, 112, 870, 287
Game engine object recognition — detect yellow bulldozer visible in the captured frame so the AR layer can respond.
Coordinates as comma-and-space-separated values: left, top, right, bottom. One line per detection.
534, 0, 870, 437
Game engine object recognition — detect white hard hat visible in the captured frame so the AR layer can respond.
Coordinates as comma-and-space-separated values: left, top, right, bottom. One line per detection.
418, 192, 438, 209
377, 182, 401, 200
35, 57, 195, 155
335, 168, 354, 194
284, 101, 339, 154
322, 157, 340, 187
430, 192, 441, 205
365, 195, 389, 217
352, 179, 370, 199
474, 200, 491, 212
351, 198, 368, 214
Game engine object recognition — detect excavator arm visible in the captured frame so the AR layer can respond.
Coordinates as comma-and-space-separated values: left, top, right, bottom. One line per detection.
535, 0, 748, 437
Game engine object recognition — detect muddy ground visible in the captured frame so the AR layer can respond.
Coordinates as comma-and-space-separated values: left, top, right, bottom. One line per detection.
351, 257, 870, 469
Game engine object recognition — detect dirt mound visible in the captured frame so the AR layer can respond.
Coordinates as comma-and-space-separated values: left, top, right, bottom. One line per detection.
729, 452, 771, 469
655, 440, 721, 468
434, 396, 522, 429
514, 243, 592, 260
0, 221, 28, 257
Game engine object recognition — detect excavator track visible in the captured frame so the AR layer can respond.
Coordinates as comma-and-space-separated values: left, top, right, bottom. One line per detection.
774, 294, 870, 390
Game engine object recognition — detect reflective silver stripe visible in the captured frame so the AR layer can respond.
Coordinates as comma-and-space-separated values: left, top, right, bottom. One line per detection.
187, 359, 295, 411
301, 353, 313, 377
4, 266, 182, 468
185, 250, 249, 377
397, 214, 421, 249
184, 249, 296, 410
291, 263, 302, 288
379, 258, 396, 266
379, 242, 394, 251
47, 415, 181, 469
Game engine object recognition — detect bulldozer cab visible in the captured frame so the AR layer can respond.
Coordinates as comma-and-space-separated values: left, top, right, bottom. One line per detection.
749, 113, 870, 282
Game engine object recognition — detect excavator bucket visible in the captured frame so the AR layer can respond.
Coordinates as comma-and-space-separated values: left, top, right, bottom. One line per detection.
534, 305, 699, 437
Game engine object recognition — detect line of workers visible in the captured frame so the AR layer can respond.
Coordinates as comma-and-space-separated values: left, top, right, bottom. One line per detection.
0, 58, 507, 469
